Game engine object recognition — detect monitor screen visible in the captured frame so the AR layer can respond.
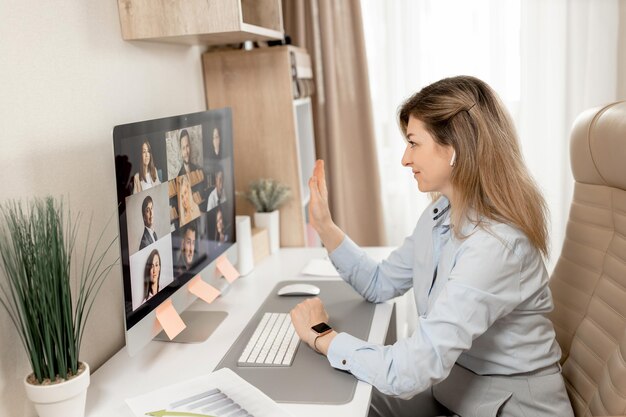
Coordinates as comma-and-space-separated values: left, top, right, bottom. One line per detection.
113, 108, 236, 348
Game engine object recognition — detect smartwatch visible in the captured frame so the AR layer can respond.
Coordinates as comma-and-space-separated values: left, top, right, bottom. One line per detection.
311, 322, 333, 336
311, 322, 333, 354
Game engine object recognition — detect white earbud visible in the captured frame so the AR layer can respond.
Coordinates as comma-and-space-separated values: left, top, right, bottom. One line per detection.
449, 150, 456, 167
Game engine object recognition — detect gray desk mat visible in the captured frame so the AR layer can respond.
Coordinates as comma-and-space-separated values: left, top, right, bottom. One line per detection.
215, 280, 376, 404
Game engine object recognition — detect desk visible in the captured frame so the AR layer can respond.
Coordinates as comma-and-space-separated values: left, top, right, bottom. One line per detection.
86, 247, 394, 417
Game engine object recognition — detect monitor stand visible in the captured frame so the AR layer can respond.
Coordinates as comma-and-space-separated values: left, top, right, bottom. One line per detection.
154, 311, 228, 343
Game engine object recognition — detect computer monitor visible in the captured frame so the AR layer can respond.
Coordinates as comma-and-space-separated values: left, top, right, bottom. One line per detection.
113, 108, 236, 356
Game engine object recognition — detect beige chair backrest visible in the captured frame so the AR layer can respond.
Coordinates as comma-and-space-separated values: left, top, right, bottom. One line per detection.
549, 101, 626, 417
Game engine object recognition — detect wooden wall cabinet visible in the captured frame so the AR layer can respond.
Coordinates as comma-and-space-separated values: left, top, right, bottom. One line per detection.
117, 0, 284, 45
202, 46, 318, 247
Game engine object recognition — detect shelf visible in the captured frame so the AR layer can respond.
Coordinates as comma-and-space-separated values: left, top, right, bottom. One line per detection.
117, 0, 284, 45
203, 46, 315, 247
293, 97, 312, 107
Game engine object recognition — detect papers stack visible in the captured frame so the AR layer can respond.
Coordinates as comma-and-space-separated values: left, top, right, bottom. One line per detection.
126, 368, 292, 417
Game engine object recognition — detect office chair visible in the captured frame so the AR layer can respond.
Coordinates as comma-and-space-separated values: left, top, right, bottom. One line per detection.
548, 101, 626, 417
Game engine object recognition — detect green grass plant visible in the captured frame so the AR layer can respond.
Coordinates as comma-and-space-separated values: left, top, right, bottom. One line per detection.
0, 197, 117, 384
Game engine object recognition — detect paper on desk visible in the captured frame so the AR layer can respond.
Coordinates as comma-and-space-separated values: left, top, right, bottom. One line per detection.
301, 258, 341, 277
216, 255, 240, 283
155, 299, 186, 340
126, 367, 293, 417
189, 275, 220, 304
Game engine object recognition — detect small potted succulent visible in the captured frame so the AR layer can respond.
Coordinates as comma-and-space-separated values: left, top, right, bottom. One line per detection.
241, 179, 291, 254
0, 197, 117, 417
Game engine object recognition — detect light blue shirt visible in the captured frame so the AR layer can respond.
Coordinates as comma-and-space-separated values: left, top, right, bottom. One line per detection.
327, 196, 561, 399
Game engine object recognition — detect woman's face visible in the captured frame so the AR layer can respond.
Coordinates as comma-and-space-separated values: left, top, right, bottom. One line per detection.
181, 181, 191, 212
401, 116, 454, 196
150, 254, 160, 285
142, 143, 151, 167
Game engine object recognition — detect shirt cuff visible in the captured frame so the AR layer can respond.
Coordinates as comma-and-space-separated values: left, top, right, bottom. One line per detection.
327, 332, 368, 371
328, 235, 363, 276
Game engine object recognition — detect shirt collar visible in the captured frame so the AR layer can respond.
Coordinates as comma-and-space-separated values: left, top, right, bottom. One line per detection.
430, 196, 482, 235
431, 196, 451, 229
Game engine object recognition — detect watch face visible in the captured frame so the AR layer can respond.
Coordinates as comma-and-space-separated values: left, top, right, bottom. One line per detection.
312, 322, 332, 334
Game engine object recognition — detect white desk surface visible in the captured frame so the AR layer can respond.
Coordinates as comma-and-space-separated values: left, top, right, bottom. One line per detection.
86, 246, 394, 417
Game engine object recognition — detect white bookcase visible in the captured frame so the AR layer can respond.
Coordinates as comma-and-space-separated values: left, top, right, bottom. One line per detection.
202, 46, 319, 247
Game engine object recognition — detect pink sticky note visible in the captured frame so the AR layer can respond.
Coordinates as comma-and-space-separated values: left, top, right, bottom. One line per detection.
188, 275, 221, 304
155, 299, 186, 340
216, 255, 240, 283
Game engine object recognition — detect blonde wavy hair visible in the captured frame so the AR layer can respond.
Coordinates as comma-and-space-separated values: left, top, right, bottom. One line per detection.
398, 76, 549, 256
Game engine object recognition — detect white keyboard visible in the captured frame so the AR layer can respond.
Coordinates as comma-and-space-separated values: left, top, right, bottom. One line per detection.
237, 312, 301, 367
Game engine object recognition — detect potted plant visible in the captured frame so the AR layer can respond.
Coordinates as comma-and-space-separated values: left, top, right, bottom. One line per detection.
0, 197, 117, 417
241, 179, 291, 254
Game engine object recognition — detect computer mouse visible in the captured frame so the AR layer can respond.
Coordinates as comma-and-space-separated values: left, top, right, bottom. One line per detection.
277, 283, 321, 296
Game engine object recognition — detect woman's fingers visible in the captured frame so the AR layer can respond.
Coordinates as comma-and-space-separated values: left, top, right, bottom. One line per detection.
313, 160, 329, 200
308, 176, 327, 228
309, 175, 322, 205
309, 172, 320, 197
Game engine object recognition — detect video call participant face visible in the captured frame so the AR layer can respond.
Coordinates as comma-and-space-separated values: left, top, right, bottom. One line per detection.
141, 142, 151, 169
181, 226, 196, 268
181, 176, 192, 213
180, 130, 191, 166
212, 128, 221, 156
215, 171, 224, 196
216, 209, 225, 242
142, 196, 153, 228
144, 250, 161, 300
150, 254, 161, 286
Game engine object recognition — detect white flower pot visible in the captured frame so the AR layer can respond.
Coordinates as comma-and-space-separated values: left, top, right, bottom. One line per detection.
24, 362, 90, 417
254, 210, 280, 254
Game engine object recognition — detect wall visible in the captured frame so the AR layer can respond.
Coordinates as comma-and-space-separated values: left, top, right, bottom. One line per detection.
0, 1, 208, 415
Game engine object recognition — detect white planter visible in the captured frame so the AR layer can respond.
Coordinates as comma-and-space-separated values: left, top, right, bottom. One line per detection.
254, 210, 280, 254
24, 362, 90, 417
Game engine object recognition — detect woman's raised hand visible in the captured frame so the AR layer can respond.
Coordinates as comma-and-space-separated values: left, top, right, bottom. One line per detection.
308, 160, 345, 252
308, 160, 332, 232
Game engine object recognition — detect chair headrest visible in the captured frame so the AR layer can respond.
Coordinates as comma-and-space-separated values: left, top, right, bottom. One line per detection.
570, 101, 626, 191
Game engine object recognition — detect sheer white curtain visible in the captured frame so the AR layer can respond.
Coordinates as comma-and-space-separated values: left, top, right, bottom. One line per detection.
520, 0, 619, 268
361, 0, 619, 338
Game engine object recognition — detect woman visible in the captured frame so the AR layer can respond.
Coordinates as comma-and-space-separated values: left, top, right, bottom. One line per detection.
133, 139, 161, 194
143, 249, 161, 302
290, 76, 574, 417
178, 174, 200, 227
208, 127, 222, 159
214, 207, 227, 245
